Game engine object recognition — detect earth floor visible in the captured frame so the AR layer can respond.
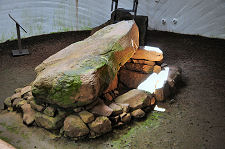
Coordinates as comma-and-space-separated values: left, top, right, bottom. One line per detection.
0, 30, 224, 149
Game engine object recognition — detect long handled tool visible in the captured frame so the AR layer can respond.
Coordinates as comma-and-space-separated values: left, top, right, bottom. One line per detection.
9, 14, 29, 56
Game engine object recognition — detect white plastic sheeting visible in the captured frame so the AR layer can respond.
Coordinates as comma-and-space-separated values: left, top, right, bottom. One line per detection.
0, 0, 224, 43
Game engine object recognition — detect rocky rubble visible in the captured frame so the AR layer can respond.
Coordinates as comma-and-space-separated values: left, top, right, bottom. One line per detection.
3, 21, 182, 140
3, 63, 181, 140
3, 85, 155, 139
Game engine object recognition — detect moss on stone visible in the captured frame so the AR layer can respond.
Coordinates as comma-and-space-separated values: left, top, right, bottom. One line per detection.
35, 112, 65, 130
48, 72, 82, 108
32, 21, 137, 109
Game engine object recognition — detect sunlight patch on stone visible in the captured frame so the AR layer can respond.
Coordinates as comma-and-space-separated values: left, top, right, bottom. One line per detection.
141, 46, 163, 54
154, 105, 166, 112
137, 67, 170, 93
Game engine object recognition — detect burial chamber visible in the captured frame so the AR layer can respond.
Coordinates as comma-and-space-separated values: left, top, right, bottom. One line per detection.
4, 20, 181, 140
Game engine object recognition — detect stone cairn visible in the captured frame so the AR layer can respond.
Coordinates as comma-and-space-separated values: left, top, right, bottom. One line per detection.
3, 20, 181, 140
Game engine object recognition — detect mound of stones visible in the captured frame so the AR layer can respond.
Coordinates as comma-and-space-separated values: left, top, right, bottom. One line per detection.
3, 20, 182, 140
4, 85, 157, 140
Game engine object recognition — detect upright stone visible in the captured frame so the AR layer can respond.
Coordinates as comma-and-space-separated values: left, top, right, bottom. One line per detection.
88, 116, 112, 135
32, 20, 139, 108
21, 103, 35, 125
119, 68, 150, 89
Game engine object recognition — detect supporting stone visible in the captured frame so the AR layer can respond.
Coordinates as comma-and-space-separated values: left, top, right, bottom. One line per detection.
63, 115, 89, 138
79, 111, 95, 124
88, 116, 112, 135
21, 103, 35, 125
90, 100, 113, 117
131, 109, 145, 119
132, 46, 163, 62
115, 89, 152, 111
119, 68, 150, 89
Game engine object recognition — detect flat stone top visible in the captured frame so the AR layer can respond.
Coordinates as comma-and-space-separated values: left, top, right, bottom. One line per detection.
35, 20, 137, 75
114, 89, 149, 110
132, 46, 163, 61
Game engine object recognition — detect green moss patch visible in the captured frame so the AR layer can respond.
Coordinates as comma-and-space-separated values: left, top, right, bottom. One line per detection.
110, 112, 163, 148
48, 72, 82, 108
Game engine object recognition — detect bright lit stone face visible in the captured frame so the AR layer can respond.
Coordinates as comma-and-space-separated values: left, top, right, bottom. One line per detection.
137, 67, 170, 94
141, 46, 163, 54
132, 46, 163, 62
154, 105, 166, 112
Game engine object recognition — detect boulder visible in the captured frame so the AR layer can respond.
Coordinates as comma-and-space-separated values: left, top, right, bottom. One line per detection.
21, 86, 32, 96
131, 109, 145, 119
132, 46, 163, 62
16, 100, 27, 110
27, 96, 34, 103
11, 93, 21, 101
4, 97, 12, 109
21, 103, 35, 125
23, 91, 33, 100
109, 103, 123, 116
115, 89, 152, 111
35, 112, 65, 130
155, 81, 171, 101
43, 106, 56, 117
79, 111, 95, 123
90, 100, 113, 117
12, 98, 23, 108
88, 116, 112, 135
155, 66, 182, 101
32, 20, 139, 108
30, 100, 44, 112
119, 68, 150, 88
117, 103, 130, 113
63, 115, 89, 138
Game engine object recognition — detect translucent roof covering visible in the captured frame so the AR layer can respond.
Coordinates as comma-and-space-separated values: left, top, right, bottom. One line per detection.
0, 0, 224, 43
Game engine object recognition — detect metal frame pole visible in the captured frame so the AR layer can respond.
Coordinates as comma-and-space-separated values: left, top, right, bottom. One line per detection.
16, 23, 22, 53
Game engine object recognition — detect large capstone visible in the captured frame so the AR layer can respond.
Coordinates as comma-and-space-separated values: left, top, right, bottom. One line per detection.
32, 20, 139, 108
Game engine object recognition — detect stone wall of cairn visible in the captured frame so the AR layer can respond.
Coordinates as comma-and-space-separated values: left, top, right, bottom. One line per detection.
3, 46, 181, 140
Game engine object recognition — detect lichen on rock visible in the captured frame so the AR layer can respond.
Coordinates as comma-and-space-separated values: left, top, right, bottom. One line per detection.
32, 20, 139, 108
